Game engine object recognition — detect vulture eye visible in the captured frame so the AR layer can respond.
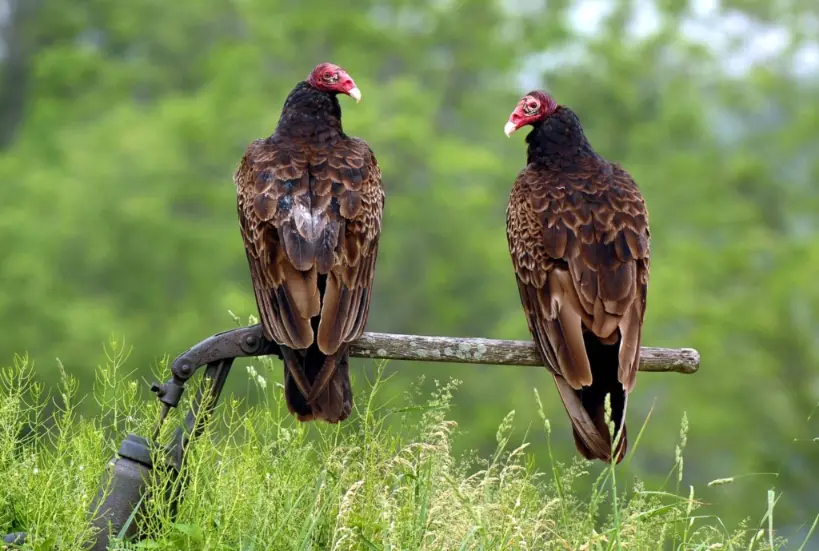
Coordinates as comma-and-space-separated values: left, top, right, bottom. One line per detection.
324, 71, 339, 83
523, 101, 539, 115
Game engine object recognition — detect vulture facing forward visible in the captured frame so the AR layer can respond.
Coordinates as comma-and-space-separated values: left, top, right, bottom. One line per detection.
235, 63, 384, 423
504, 91, 650, 463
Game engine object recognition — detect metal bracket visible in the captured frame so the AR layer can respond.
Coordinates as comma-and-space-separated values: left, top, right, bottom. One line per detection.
149, 325, 281, 441
151, 325, 281, 408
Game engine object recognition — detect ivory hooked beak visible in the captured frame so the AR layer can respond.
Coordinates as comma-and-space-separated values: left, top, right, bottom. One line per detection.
348, 87, 362, 103
504, 121, 518, 137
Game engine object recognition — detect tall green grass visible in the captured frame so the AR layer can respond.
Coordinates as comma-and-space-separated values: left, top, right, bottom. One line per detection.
0, 339, 813, 550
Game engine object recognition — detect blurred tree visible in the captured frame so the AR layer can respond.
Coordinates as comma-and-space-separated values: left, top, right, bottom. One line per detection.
0, 0, 816, 534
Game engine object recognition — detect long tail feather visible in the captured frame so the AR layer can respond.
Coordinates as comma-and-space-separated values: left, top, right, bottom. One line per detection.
552, 332, 628, 464
281, 343, 352, 424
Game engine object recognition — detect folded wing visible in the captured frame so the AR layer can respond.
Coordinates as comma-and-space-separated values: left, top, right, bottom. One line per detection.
506, 160, 650, 461
236, 136, 384, 354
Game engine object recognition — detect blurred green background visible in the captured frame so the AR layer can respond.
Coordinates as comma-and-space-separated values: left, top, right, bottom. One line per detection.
1, 0, 817, 542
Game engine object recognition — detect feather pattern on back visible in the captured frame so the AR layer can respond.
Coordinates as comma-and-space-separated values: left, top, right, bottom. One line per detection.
235, 79, 384, 423
506, 105, 650, 463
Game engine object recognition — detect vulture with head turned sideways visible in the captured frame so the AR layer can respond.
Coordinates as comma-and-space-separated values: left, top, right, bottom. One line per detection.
235, 62, 384, 423
504, 91, 650, 463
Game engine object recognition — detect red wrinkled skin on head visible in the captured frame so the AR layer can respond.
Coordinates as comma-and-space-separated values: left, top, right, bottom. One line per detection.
506, 90, 558, 134
307, 62, 357, 96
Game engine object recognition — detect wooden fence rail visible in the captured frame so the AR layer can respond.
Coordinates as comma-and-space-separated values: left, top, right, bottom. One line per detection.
349, 332, 699, 374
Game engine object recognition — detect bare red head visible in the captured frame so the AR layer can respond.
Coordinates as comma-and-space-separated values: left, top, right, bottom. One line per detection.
504, 91, 558, 137
307, 62, 361, 103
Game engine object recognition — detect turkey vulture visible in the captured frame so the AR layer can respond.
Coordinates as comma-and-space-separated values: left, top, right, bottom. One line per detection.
235, 63, 384, 423
504, 91, 650, 463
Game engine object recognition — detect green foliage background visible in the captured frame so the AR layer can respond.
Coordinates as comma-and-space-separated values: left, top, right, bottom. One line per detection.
1, 0, 817, 540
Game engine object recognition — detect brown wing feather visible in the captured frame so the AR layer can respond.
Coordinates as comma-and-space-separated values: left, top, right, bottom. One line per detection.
316, 138, 383, 354
236, 136, 383, 356
236, 140, 314, 349
608, 165, 650, 390
506, 158, 650, 459
507, 160, 649, 384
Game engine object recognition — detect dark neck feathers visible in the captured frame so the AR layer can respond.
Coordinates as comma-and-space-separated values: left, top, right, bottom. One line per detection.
526, 106, 598, 167
275, 81, 344, 139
